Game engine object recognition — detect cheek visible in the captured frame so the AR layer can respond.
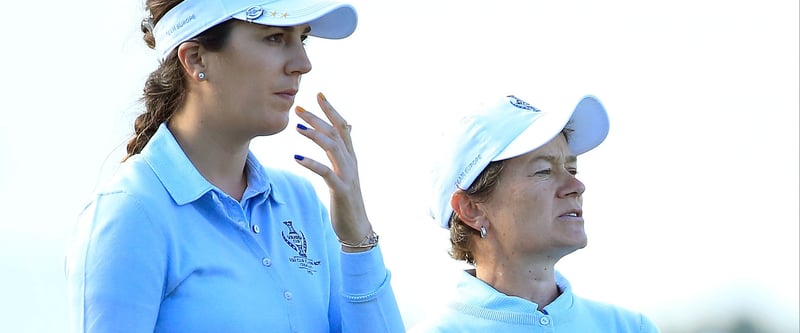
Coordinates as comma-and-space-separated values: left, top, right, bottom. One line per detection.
501, 186, 541, 215
510, 182, 549, 202
224, 48, 282, 79
515, 186, 556, 217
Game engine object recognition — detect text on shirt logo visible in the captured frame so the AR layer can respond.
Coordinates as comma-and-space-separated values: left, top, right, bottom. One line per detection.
281, 221, 320, 274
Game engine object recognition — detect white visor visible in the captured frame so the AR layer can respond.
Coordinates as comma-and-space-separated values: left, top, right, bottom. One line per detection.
429, 94, 610, 229
153, 0, 357, 60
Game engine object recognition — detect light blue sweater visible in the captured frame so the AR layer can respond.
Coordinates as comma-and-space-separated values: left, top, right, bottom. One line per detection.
65, 123, 405, 333
410, 270, 660, 333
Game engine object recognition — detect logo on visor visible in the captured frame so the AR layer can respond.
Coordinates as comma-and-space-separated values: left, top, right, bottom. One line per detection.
245, 6, 264, 21
166, 14, 196, 36
507, 95, 540, 112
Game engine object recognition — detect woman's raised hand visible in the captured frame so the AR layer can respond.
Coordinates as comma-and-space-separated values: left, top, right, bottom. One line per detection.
294, 92, 374, 252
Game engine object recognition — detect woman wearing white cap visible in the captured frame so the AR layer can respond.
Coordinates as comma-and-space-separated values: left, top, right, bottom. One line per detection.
412, 95, 660, 332
65, 0, 403, 332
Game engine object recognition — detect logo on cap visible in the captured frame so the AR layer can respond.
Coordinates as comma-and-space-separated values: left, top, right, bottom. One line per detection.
245, 6, 264, 21
507, 95, 540, 112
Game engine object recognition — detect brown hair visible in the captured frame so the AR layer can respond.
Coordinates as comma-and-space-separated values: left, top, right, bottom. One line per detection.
448, 128, 575, 265
123, 0, 236, 162
448, 161, 504, 265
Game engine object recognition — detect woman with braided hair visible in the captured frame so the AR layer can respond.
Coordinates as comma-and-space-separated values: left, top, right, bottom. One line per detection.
64, 1, 404, 332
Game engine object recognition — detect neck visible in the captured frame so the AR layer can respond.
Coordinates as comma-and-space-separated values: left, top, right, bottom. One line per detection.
474, 251, 562, 310
167, 115, 250, 201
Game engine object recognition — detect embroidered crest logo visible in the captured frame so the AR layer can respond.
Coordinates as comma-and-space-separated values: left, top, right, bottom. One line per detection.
244, 6, 263, 21
281, 220, 320, 274
507, 95, 540, 112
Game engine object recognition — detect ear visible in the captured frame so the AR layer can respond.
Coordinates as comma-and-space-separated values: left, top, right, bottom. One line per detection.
177, 41, 206, 81
451, 190, 487, 233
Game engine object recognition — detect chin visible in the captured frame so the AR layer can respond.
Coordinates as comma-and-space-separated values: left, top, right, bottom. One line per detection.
257, 116, 290, 136
576, 234, 589, 248
564, 235, 588, 252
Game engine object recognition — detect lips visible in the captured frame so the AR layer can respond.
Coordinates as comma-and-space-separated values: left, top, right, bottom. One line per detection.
274, 89, 298, 103
275, 88, 297, 97
559, 209, 583, 220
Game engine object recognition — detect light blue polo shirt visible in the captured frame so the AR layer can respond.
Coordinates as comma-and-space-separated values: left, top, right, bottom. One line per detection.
410, 270, 660, 333
65, 123, 404, 333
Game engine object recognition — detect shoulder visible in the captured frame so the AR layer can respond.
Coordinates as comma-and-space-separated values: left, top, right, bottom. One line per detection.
409, 313, 519, 333
574, 296, 641, 317
573, 296, 661, 332
407, 320, 447, 333
407, 309, 465, 333
407, 299, 507, 333
78, 156, 174, 232
93, 156, 168, 201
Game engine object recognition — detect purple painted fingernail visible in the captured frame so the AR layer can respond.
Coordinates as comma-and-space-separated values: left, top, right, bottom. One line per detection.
294, 154, 304, 161
297, 123, 308, 130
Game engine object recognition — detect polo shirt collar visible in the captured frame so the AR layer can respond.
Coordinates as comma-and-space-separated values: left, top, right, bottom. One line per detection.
455, 269, 575, 312
140, 123, 281, 205
243, 152, 284, 204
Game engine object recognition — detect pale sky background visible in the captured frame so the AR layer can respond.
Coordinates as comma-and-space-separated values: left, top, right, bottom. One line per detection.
0, 0, 797, 332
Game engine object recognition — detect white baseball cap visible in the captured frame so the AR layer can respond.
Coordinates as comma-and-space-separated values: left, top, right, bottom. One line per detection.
429, 94, 610, 229
153, 0, 358, 60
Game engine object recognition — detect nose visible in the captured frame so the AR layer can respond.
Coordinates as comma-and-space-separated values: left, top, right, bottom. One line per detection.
287, 43, 312, 76
559, 172, 586, 198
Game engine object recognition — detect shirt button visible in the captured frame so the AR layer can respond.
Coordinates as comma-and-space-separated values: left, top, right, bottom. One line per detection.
539, 316, 550, 325
262, 258, 272, 267
284, 291, 293, 301
252, 224, 260, 233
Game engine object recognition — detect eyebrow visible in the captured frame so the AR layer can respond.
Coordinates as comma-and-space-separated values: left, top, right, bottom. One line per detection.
260, 25, 312, 34
531, 154, 578, 164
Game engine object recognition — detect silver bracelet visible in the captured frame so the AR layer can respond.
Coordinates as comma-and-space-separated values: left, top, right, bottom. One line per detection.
338, 229, 379, 249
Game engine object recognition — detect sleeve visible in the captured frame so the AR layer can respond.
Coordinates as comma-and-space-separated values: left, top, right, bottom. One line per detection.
289, 170, 404, 333
640, 313, 662, 333
338, 245, 406, 333
64, 192, 168, 333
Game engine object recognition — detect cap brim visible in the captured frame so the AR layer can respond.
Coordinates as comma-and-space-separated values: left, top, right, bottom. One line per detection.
566, 96, 609, 155
232, 1, 357, 39
495, 95, 609, 161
